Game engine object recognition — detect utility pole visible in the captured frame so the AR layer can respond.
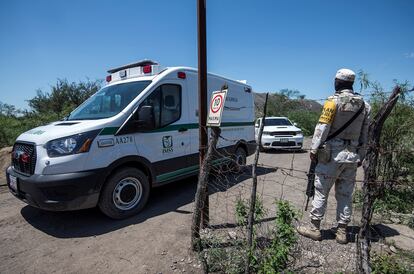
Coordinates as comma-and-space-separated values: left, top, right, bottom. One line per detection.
197, 0, 209, 228
191, 0, 208, 251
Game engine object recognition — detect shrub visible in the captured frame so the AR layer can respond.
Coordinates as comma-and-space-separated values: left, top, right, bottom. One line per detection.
202, 200, 298, 273
371, 253, 411, 274
286, 110, 319, 136
235, 196, 266, 226
260, 200, 297, 273
0, 79, 101, 148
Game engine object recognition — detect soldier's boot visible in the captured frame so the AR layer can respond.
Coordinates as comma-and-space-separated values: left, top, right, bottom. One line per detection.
297, 219, 322, 241
336, 223, 348, 244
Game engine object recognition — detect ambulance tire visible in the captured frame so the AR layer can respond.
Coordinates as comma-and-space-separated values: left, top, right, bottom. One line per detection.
233, 147, 247, 173
99, 167, 150, 219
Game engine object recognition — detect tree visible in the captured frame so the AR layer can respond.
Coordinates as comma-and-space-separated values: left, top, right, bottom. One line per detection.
279, 88, 303, 99
0, 102, 19, 117
0, 78, 102, 148
357, 70, 370, 94
254, 90, 321, 136
27, 78, 101, 117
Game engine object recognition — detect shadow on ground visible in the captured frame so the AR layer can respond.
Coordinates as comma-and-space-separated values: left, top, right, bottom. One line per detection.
20, 166, 276, 239
320, 224, 400, 243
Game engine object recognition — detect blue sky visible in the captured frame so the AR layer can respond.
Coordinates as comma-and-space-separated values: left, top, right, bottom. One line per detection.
0, 0, 413, 109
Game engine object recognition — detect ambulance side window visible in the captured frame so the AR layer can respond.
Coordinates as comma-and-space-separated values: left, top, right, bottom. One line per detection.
160, 84, 181, 127
138, 84, 181, 129
140, 87, 161, 128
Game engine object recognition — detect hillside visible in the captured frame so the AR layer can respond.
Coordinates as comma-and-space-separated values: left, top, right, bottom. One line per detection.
254, 92, 322, 114
254, 92, 322, 135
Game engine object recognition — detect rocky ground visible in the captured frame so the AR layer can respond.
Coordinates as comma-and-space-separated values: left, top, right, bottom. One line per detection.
0, 139, 413, 273
0, 146, 12, 185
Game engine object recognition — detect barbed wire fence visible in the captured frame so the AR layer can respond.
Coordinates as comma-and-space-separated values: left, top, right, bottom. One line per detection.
191, 86, 413, 273
357, 85, 403, 273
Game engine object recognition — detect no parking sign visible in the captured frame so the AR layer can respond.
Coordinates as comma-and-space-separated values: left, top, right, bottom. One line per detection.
207, 89, 228, 127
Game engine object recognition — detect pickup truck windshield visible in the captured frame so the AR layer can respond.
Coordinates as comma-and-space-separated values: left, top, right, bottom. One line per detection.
67, 81, 151, 120
265, 118, 292, 126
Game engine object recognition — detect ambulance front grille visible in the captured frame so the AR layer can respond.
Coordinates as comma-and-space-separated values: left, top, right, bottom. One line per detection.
11, 142, 36, 175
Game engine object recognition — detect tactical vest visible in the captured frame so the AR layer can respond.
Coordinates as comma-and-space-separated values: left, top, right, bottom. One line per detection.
329, 90, 366, 141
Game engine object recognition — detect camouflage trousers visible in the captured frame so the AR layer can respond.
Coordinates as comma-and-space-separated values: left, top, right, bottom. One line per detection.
310, 161, 357, 224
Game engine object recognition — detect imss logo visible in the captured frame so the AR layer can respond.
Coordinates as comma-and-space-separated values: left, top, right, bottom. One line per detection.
162, 136, 173, 153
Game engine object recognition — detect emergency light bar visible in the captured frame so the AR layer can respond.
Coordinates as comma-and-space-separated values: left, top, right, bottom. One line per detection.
106, 59, 162, 83
107, 59, 158, 73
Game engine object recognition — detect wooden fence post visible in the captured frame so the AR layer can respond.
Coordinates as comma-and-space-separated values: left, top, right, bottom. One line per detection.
191, 127, 221, 251
245, 93, 269, 274
357, 86, 402, 273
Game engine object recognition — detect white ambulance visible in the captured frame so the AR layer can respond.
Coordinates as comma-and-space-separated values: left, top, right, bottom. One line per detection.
6, 60, 255, 219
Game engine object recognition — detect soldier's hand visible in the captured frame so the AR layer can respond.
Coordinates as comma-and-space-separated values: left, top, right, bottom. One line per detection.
310, 152, 317, 162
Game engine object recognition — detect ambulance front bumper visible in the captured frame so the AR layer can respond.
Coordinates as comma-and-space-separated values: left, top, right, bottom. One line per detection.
6, 166, 102, 211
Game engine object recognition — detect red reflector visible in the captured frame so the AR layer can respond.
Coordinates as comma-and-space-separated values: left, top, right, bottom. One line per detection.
143, 65, 152, 74
106, 75, 112, 82
21, 153, 30, 163
177, 72, 186, 79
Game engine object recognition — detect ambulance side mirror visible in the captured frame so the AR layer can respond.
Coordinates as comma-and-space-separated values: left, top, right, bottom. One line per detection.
135, 106, 155, 130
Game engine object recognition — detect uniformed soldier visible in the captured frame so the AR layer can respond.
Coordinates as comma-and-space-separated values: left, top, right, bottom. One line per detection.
297, 68, 371, 244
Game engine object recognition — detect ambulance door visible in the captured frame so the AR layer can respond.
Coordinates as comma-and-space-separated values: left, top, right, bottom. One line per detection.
134, 80, 192, 183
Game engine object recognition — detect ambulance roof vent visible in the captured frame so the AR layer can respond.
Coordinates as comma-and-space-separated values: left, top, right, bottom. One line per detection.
107, 59, 159, 74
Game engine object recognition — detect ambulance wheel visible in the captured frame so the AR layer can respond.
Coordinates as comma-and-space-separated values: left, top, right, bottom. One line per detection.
233, 147, 247, 172
99, 167, 150, 219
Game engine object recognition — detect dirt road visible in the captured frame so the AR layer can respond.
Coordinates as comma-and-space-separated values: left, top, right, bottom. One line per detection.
0, 175, 202, 273
0, 139, 412, 273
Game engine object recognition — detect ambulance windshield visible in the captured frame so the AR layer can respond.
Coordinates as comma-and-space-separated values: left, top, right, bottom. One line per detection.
67, 81, 151, 120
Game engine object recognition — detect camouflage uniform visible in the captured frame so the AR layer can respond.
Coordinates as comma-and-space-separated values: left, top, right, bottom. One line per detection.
310, 89, 371, 224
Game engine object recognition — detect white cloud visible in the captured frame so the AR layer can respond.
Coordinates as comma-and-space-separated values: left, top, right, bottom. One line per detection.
404, 52, 414, 58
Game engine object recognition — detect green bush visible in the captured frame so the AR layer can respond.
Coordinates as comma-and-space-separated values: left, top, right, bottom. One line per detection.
260, 200, 297, 273
0, 112, 59, 148
371, 253, 411, 274
255, 91, 321, 136
235, 196, 266, 226
374, 187, 414, 214
202, 200, 298, 273
27, 79, 100, 115
363, 80, 414, 218
286, 110, 319, 136
0, 79, 101, 148
368, 80, 414, 182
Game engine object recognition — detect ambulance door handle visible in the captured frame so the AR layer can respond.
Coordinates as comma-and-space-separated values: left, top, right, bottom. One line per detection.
178, 127, 188, 132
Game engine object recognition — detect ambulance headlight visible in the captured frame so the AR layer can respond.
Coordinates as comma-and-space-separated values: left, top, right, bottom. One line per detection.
262, 131, 271, 136
45, 129, 100, 157
50, 137, 77, 154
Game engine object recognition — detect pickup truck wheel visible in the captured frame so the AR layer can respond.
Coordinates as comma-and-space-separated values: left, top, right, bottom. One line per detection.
233, 147, 247, 172
99, 167, 150, 219
259, 144, 265, 152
